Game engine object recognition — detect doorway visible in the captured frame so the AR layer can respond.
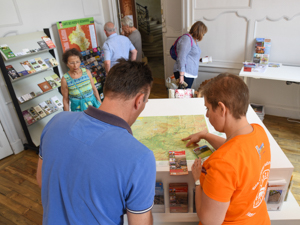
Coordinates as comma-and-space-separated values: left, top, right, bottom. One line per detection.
117, 0, 165, 80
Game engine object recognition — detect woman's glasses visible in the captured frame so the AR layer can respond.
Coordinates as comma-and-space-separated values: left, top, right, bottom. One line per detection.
68, 61, 81, 65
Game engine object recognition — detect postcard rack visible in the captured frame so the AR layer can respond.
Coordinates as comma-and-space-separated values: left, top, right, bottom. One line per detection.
0, 29, 62, 152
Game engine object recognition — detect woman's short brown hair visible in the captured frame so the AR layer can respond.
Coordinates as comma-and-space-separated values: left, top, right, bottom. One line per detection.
62, 48, 82, 64
201, 73, 249, 119
189, 21, 207, 41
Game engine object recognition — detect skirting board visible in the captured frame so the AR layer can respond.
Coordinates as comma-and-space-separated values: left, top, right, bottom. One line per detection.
264, 104, 300, 120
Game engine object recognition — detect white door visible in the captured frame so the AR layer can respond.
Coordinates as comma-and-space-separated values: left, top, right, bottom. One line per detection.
0, 121, 13, 160
161, 0, 186, 81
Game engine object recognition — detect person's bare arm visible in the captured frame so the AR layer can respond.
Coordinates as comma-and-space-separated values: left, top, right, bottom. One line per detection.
127, 210, 153, 225
61, 77, 70, 111
104, 60, 111, 74
192, 158, 229, 224
198, 190, 230, 224
86, 69, 101, 103
36, 158, 43, 188
130, 49, 137, 61
182, 130, 226, 150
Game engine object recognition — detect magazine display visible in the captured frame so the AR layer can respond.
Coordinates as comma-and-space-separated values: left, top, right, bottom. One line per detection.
18, 70, 29, 77
28, 107, 41, 121
45, 99, 58, 112
50, 96, 63, 109
265, 179, 287, 211
0, 30, 62, 149
80, 46, 106, 101
253, 38, 271, 65
0, 44, 15, 59
29, 58, 42, 72
35, 57, 49, 70
169, 183, 188, 213
51, 74, 61, 87
33, 105, 47, 118
20, 61, 36, 74
44, 76, 58, 89
39, 101, 52, 115
22, 110, 36, 125
44, 58, 52, 68
169, 151, 188, 176
21, 93, 33, 101
41, 36, 56, 49
38, 81, 52, 92
6, 65, 20, 80
49, 58, 59, 67
37, 40, 49, 50
153, 182, 165, 213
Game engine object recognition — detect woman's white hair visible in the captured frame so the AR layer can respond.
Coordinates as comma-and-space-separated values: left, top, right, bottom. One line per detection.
121, 16, 134, 27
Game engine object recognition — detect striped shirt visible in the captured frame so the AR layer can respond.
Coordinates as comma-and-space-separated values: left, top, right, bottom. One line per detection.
63, 68, 93, 99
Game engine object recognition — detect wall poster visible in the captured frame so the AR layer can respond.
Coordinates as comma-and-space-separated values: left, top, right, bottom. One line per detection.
57, 17, 98, 52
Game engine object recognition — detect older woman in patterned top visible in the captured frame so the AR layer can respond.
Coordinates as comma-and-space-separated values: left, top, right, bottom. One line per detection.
61, 48, 101, 111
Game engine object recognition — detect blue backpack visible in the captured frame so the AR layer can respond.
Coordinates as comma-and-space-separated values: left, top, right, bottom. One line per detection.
170, 34, 193, 60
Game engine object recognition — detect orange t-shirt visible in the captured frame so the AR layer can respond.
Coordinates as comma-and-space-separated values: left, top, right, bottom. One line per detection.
199, 124, 271, 225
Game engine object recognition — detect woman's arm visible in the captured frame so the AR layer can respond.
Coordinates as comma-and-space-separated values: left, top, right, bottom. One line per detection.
182, 130, 226, 150
176, 35, 193, 77
86, 69, 101, 103
192, 158, 230, 224
61, 77, 70, 111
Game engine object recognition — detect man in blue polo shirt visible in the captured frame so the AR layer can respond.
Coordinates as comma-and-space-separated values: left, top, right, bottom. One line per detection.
36, 59, 156, 225
103, 22, 137, 73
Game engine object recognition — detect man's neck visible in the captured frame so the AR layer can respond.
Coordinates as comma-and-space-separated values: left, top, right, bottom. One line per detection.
99, 99, 132, 125
107, 32, 116, 37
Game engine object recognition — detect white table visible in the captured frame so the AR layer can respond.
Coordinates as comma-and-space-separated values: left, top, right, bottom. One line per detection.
124, 98, 300, 225
239, 65, 300, 84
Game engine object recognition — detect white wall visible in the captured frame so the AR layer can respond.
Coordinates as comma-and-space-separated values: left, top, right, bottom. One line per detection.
162, 0, 300, 119
0, 0, 117, 153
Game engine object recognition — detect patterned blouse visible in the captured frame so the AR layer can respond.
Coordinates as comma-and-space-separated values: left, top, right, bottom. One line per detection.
63, 68, 93, 99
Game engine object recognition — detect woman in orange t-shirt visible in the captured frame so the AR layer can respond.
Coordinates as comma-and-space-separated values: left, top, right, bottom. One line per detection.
183, 73, 271, 225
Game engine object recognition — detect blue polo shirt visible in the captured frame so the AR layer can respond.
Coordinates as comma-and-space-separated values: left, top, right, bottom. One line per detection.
102, 33, 135, 67
39, 106, 156, 225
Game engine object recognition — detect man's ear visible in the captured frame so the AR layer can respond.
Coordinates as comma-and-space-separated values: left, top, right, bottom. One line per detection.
134, 93, 145, 110
218, 102, 227, 117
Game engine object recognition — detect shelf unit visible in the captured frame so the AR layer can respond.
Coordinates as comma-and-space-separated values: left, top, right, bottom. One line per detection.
0, 30, 62, 151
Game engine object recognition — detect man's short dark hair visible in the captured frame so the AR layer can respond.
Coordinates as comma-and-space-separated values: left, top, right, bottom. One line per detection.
104, 59, 153, 101
62, 48, 82, 64
201, 73, 249, 119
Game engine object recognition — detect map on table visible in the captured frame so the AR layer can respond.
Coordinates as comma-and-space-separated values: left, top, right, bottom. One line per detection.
131, 115, 212, 161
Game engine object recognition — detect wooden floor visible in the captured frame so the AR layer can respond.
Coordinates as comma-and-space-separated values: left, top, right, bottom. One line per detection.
0, 78, 299, 224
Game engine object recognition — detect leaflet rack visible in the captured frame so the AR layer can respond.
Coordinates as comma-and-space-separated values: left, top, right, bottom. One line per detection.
0, 29, 62, 152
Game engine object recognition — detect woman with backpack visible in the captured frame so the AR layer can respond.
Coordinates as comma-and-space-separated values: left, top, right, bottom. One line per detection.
173, 21, 207, 88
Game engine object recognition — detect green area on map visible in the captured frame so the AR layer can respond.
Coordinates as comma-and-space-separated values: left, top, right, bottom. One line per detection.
132, 115, 211, 161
